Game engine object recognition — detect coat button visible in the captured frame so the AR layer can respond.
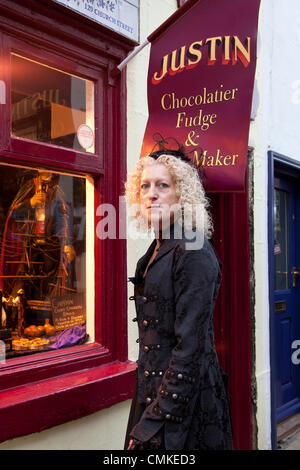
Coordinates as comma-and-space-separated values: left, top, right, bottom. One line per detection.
143, 345, 149, 352
172, 393, 178, 400
144, 370, 150, 377
177, 373, 183, 380
142, 320, 148, 327
145, 397, 152, 405
156, 344, 161, 349
158, 371, 163, 376
142, 296, 147, 303
165, 414, 171, 420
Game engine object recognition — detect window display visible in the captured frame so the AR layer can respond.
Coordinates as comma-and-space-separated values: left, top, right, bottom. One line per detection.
0, 165, 87, 358
11, 53, 95, 153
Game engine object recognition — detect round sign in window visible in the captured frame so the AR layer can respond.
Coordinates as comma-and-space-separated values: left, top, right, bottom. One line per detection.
77, 124, 94, 150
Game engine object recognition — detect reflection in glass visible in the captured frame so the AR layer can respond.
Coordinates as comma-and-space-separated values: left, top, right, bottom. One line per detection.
0, 165, 87, 358
11, 54, 95, 153
274, 189, 289, 290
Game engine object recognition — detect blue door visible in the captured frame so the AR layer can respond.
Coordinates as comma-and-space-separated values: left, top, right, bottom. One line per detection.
274, 174, 300, 422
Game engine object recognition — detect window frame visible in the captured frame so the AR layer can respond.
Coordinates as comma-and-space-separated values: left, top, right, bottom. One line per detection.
2, 36, 104, 174
0, 0, 135, 444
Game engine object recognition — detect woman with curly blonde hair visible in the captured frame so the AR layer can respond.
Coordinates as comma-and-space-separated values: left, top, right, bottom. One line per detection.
125, 152, 213, 240
124, 148, 233, 450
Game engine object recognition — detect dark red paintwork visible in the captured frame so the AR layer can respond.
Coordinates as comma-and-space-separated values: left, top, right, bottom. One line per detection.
0, 0, 136, 444
0, 0, 253, 450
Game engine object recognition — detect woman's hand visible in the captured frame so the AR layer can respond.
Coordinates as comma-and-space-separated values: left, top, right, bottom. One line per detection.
127, 438, 144, 450
127, 431, 163, 450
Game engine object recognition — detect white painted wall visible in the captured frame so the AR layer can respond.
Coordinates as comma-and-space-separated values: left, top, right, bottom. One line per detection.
250, 0, 300, 450
4, 0, 299, 452
270, 1, 300, 160
249, 0, 272, 451
0, 401, 130, 450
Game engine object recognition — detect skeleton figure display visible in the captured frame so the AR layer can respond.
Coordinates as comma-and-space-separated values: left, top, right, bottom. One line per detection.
0, 166, 86, 354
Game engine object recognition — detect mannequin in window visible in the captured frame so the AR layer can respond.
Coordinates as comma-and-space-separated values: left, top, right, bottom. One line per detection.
0, 170, 76, 327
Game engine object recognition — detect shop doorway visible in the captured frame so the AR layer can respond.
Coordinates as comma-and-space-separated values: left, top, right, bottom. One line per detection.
210, 185, 253, 450
269, 152, 300, 448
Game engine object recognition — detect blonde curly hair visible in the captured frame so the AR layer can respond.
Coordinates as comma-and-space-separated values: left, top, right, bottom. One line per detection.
125, 154, 213, 238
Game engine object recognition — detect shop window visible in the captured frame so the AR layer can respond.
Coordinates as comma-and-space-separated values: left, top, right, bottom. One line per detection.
0, 164, 95, 358
11, 54, 95, 153
0, 3, 134, 443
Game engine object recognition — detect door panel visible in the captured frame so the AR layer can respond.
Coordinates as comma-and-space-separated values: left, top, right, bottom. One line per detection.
274, 175, 300, 422
210, 190, 252, 450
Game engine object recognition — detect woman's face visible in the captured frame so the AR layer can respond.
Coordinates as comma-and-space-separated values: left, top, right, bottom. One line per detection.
139, 163, 179, 231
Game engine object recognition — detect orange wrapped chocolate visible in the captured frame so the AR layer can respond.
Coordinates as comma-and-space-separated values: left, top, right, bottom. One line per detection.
24, 325, 40, 338
44, 319, 56, 337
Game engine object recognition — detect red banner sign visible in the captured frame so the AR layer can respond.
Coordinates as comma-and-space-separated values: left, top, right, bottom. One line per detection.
140, 0, 261, 192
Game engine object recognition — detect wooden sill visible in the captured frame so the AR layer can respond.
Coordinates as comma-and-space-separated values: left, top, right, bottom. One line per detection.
0, 360, 136, 443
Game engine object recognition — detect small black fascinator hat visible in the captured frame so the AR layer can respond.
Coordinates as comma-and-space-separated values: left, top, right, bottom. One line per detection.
148, 133, 191, 163
148, 133, 206, 184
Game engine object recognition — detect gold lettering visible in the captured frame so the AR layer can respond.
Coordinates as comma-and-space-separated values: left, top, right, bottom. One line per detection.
192, 149, 239, 167
205, 36, 222, 62
187, 95, 195, 107
234, 36, 251, 65
210, 114, 217, 125
161, 86, 239, 111
223, 155, 232, 165
206, 92, 214, 104
187, 41, 202, 66
223, 90, 232, 100
161, 93, 171, 110
215, 149, 223, 166
170, 46, 186, 73
152, 54, 169, 84
232, 154, 239, 165
176, 111, 186, 128
206, 155, 215, 166
201, 150, 207, 166
194, 109, 203, 126
192, 149, 202, 166
223, 36, 231, 62
232, 88, 238, 99
151, 35, 251, 84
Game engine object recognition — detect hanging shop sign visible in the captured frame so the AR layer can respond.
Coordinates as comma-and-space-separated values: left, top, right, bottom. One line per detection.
52, 0, 139, 43
140, 0, 261, 192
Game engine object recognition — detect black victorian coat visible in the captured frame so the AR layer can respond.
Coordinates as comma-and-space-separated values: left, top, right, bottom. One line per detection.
124, 226, 233, 450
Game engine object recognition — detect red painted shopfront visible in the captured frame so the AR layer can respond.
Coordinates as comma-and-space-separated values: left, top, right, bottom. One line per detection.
210, 175, 255, 450
0, 0, 254, 450
0, 0, 136, 443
